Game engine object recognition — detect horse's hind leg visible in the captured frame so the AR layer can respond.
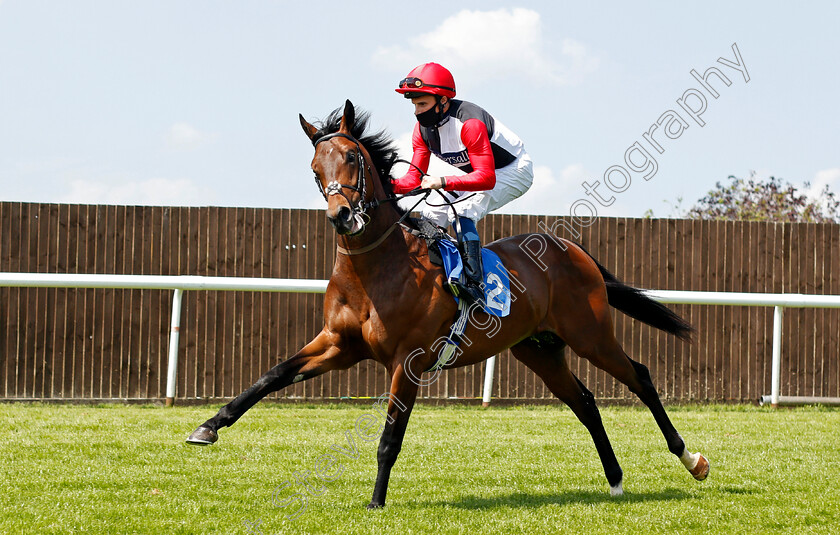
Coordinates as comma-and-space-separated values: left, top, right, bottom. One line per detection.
568, 332, 710, 481
510, 338, 625, 495
625, 355, 710, 480
187, 329, 356, 445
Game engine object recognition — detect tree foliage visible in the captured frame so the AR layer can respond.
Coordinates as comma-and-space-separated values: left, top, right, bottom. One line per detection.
685, 174, 840, 223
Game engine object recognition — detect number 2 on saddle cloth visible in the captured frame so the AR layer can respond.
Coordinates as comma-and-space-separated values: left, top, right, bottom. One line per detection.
436, 238, 511, 317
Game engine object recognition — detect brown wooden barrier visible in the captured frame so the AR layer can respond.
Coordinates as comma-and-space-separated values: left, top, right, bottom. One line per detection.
1, 202, 838, 402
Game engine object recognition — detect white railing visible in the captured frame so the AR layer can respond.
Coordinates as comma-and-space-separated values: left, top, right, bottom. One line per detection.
483, 290, 840, 408
0, 273, 327, 406
643, 290, 840, 407
2, 273, 839, 407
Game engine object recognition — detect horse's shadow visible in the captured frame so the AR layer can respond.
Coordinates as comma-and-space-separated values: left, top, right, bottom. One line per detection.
415, 488, 692, 509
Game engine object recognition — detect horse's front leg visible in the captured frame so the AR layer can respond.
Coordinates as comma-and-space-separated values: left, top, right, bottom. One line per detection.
187, 329, 352, 445
368, 363, 419, 509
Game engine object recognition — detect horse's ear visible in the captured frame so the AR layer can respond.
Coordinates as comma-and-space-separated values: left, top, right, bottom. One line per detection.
299, 114, 319, 142
339, 99, 355, 134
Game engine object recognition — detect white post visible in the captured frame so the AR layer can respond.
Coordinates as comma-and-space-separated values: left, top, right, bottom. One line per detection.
165, 289, 184, 407
482, 355, 496, 407
771, 305, 783, 408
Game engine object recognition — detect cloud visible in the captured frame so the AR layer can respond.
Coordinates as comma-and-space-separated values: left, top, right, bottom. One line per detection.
804, 168, 840, 198
372, 8, 598, 87
799, 168, 840, 214
60, 176, 217, 206
164, 122, 216, 149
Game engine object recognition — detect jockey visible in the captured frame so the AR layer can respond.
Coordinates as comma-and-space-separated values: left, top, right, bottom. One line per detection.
392, 62, 534, 306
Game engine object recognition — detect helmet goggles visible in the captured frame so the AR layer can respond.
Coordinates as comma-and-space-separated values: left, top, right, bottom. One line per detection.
398, 77, 455, 93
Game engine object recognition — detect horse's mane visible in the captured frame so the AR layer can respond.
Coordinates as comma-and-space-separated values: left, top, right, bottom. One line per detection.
310, 106, 402, 203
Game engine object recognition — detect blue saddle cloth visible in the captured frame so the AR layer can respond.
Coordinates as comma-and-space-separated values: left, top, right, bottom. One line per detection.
437, 239, 511, 317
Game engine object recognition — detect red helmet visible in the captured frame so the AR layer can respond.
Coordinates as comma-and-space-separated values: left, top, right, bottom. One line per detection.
395, 62, 456, 99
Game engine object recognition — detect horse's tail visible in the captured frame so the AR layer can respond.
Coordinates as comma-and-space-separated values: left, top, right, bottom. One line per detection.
575, 243, 694, 341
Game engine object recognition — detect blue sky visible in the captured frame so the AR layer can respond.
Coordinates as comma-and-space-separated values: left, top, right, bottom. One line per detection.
1, 1, 838, 218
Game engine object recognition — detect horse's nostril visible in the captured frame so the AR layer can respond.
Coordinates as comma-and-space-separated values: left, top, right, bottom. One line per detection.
327, 205, 355, 233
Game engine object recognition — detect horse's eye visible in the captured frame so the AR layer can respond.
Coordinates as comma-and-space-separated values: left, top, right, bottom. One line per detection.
347, 151, 356, 164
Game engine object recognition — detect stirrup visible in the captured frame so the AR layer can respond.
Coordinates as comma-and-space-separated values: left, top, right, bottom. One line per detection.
453, 279, 485, 307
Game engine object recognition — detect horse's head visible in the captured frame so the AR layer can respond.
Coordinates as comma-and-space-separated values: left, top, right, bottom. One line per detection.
300, 100, 374, 236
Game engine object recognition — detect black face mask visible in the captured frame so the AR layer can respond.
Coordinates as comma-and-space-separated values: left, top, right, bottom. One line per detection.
415, 103, 445, 128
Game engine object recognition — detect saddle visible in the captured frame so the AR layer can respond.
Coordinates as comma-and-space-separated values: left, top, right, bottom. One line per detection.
404, 218, 511, 318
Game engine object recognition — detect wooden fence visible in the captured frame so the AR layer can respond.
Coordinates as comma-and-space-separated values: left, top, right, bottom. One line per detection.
1, 202, 838, 403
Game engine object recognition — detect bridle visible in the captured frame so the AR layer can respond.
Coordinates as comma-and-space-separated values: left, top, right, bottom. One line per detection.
310, 130, 438, 255
312, 132, 372, 229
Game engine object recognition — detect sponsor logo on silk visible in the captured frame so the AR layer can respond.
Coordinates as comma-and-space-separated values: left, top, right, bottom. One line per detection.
440, 151, 470, 166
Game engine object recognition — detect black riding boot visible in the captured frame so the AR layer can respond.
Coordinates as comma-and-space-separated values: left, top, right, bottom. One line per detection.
459, 239, 485, 306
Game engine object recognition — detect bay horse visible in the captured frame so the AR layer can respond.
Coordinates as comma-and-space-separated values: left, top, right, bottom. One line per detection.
187, 100, 709, 507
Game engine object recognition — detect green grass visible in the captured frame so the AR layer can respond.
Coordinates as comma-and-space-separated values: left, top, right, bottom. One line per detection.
1, 403, 839, 535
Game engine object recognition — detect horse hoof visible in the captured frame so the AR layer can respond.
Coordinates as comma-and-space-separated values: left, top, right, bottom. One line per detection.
186, 426, 218, 445
690, 454, 710, 481
366, 502, 385, 510
610, 481, 624, 497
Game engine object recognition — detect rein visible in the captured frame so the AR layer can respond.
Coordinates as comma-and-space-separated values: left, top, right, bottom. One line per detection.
335, 187, 430, 255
